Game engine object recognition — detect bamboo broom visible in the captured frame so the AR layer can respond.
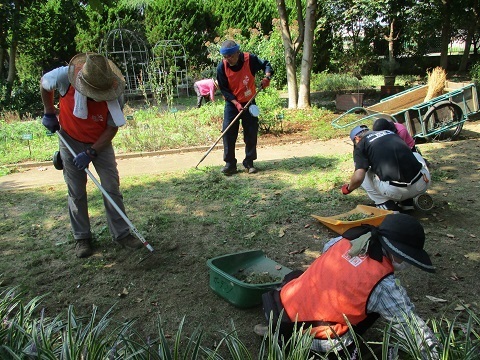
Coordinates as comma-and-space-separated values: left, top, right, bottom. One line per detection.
424, 66, 447, 102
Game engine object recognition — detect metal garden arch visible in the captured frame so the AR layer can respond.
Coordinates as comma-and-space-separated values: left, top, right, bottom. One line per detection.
152, 40, 189, 97
99, 28, 151, 97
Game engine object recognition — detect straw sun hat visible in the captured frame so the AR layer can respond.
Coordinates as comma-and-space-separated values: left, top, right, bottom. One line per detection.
68, 52, 125, 101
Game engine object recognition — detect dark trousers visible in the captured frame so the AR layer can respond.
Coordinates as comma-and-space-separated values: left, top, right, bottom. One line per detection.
193, 83, 210, 108
222, 101, 258, 168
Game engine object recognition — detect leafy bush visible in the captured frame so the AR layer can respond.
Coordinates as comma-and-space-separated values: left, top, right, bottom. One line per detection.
0, 78, 42, 118
256, 87, 286, 134
311, 72, 366, 92
470, 61, 480, 84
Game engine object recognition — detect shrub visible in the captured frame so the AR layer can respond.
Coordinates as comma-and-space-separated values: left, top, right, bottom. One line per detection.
256, 87, 285, 134
311, 72, 365, 92
0, 78, 42, 119
470, 61, 480, 84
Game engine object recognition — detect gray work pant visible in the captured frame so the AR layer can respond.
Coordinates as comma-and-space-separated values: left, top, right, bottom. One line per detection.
59, 131, 130, 241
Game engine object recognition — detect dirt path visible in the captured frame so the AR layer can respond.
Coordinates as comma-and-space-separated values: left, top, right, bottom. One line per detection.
0, 136, 354, 190
2, 119, 480, 191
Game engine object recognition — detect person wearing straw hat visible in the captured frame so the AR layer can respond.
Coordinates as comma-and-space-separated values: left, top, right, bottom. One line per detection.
40, 52, 143, 258
216, 40, 273, 175
341, 125, 431, 211
255, 213, 440, 359
193, 78, 218, 108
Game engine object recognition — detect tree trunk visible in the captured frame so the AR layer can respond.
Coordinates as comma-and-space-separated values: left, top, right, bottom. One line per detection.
386, 19, 395, 64
459, 26, 474, 72
0, 48, 5, 79
7, 41, 17, 84
439, 0, 452, 69
276, 0, 299, 108
297, 0, 317, 109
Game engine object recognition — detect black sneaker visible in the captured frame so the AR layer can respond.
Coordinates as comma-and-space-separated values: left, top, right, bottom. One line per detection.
399, 198, 415, 211
376, 200, 401, 212
221, 165, 237, 176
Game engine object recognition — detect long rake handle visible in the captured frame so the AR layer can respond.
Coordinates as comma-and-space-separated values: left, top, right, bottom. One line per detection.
195, 87, 262, 169
57, 131, 154, 253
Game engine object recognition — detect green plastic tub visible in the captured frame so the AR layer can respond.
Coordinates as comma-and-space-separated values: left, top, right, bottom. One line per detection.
206, 250, 292, 308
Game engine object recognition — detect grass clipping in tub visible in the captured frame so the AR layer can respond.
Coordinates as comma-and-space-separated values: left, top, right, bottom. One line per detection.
234, 270, 282, 284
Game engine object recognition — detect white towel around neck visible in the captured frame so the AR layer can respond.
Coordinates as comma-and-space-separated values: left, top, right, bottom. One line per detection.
73, 90, 126, 127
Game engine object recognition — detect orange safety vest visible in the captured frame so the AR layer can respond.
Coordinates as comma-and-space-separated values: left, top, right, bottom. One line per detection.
280, 239, 393, 339
59, 86, 109, 143
223, 53, 256, 103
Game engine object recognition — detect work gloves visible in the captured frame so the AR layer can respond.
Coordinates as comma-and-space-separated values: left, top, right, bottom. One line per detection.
341, 184, 352, 195
73, 152, 93, 170
42, 113, 60, 133
261, 77, 271, 89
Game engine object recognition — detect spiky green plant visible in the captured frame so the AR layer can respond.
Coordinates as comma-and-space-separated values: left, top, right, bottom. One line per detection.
1, 286, 479, 360
0, 287, 46, 358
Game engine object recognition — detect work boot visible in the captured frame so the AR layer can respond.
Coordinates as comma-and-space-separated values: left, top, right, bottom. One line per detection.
116, 234, 143, 249
75, 238, 93, 258
221, 165, 237, 176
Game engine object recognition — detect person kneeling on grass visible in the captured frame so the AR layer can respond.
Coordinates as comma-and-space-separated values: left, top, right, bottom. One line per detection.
255, 213, 440, 359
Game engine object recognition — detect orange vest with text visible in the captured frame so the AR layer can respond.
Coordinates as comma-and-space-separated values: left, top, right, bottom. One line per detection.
280, 238, 393, 339
223, 53, 256, 103
59, 86, 109, 143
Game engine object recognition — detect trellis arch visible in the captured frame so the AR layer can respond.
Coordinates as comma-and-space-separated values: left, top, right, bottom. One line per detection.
152, 40, 189, 97
99, 28, 151, 97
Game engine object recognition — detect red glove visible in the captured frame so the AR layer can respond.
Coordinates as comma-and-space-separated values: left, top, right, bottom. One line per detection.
261, 77, 270, 89
233, 101, 243, 112
341, 184, 352, 195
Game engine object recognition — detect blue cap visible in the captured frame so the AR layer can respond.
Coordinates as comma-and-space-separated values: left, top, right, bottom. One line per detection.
349, 125, 369, 142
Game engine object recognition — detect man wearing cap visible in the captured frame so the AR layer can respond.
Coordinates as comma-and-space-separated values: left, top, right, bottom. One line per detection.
255, 213, 440, 359
40, 52, 143, 258
216, 40, 274, 175
342, 125, 431, 211
193, 78, 218, 108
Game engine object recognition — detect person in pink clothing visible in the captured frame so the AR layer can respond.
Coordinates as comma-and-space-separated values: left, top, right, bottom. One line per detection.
373, 118, 416, 151
193, 78, 218, 108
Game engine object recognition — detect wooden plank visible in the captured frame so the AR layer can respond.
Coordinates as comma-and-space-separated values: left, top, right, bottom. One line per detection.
445, 81, 473, 91
367, 85, 429, 114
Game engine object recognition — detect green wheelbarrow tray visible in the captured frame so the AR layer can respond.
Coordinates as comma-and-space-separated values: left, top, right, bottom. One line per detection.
206, 250, 293, 308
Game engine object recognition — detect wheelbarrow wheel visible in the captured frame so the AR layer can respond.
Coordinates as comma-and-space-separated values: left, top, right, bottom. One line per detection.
424, 101, 464, 142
